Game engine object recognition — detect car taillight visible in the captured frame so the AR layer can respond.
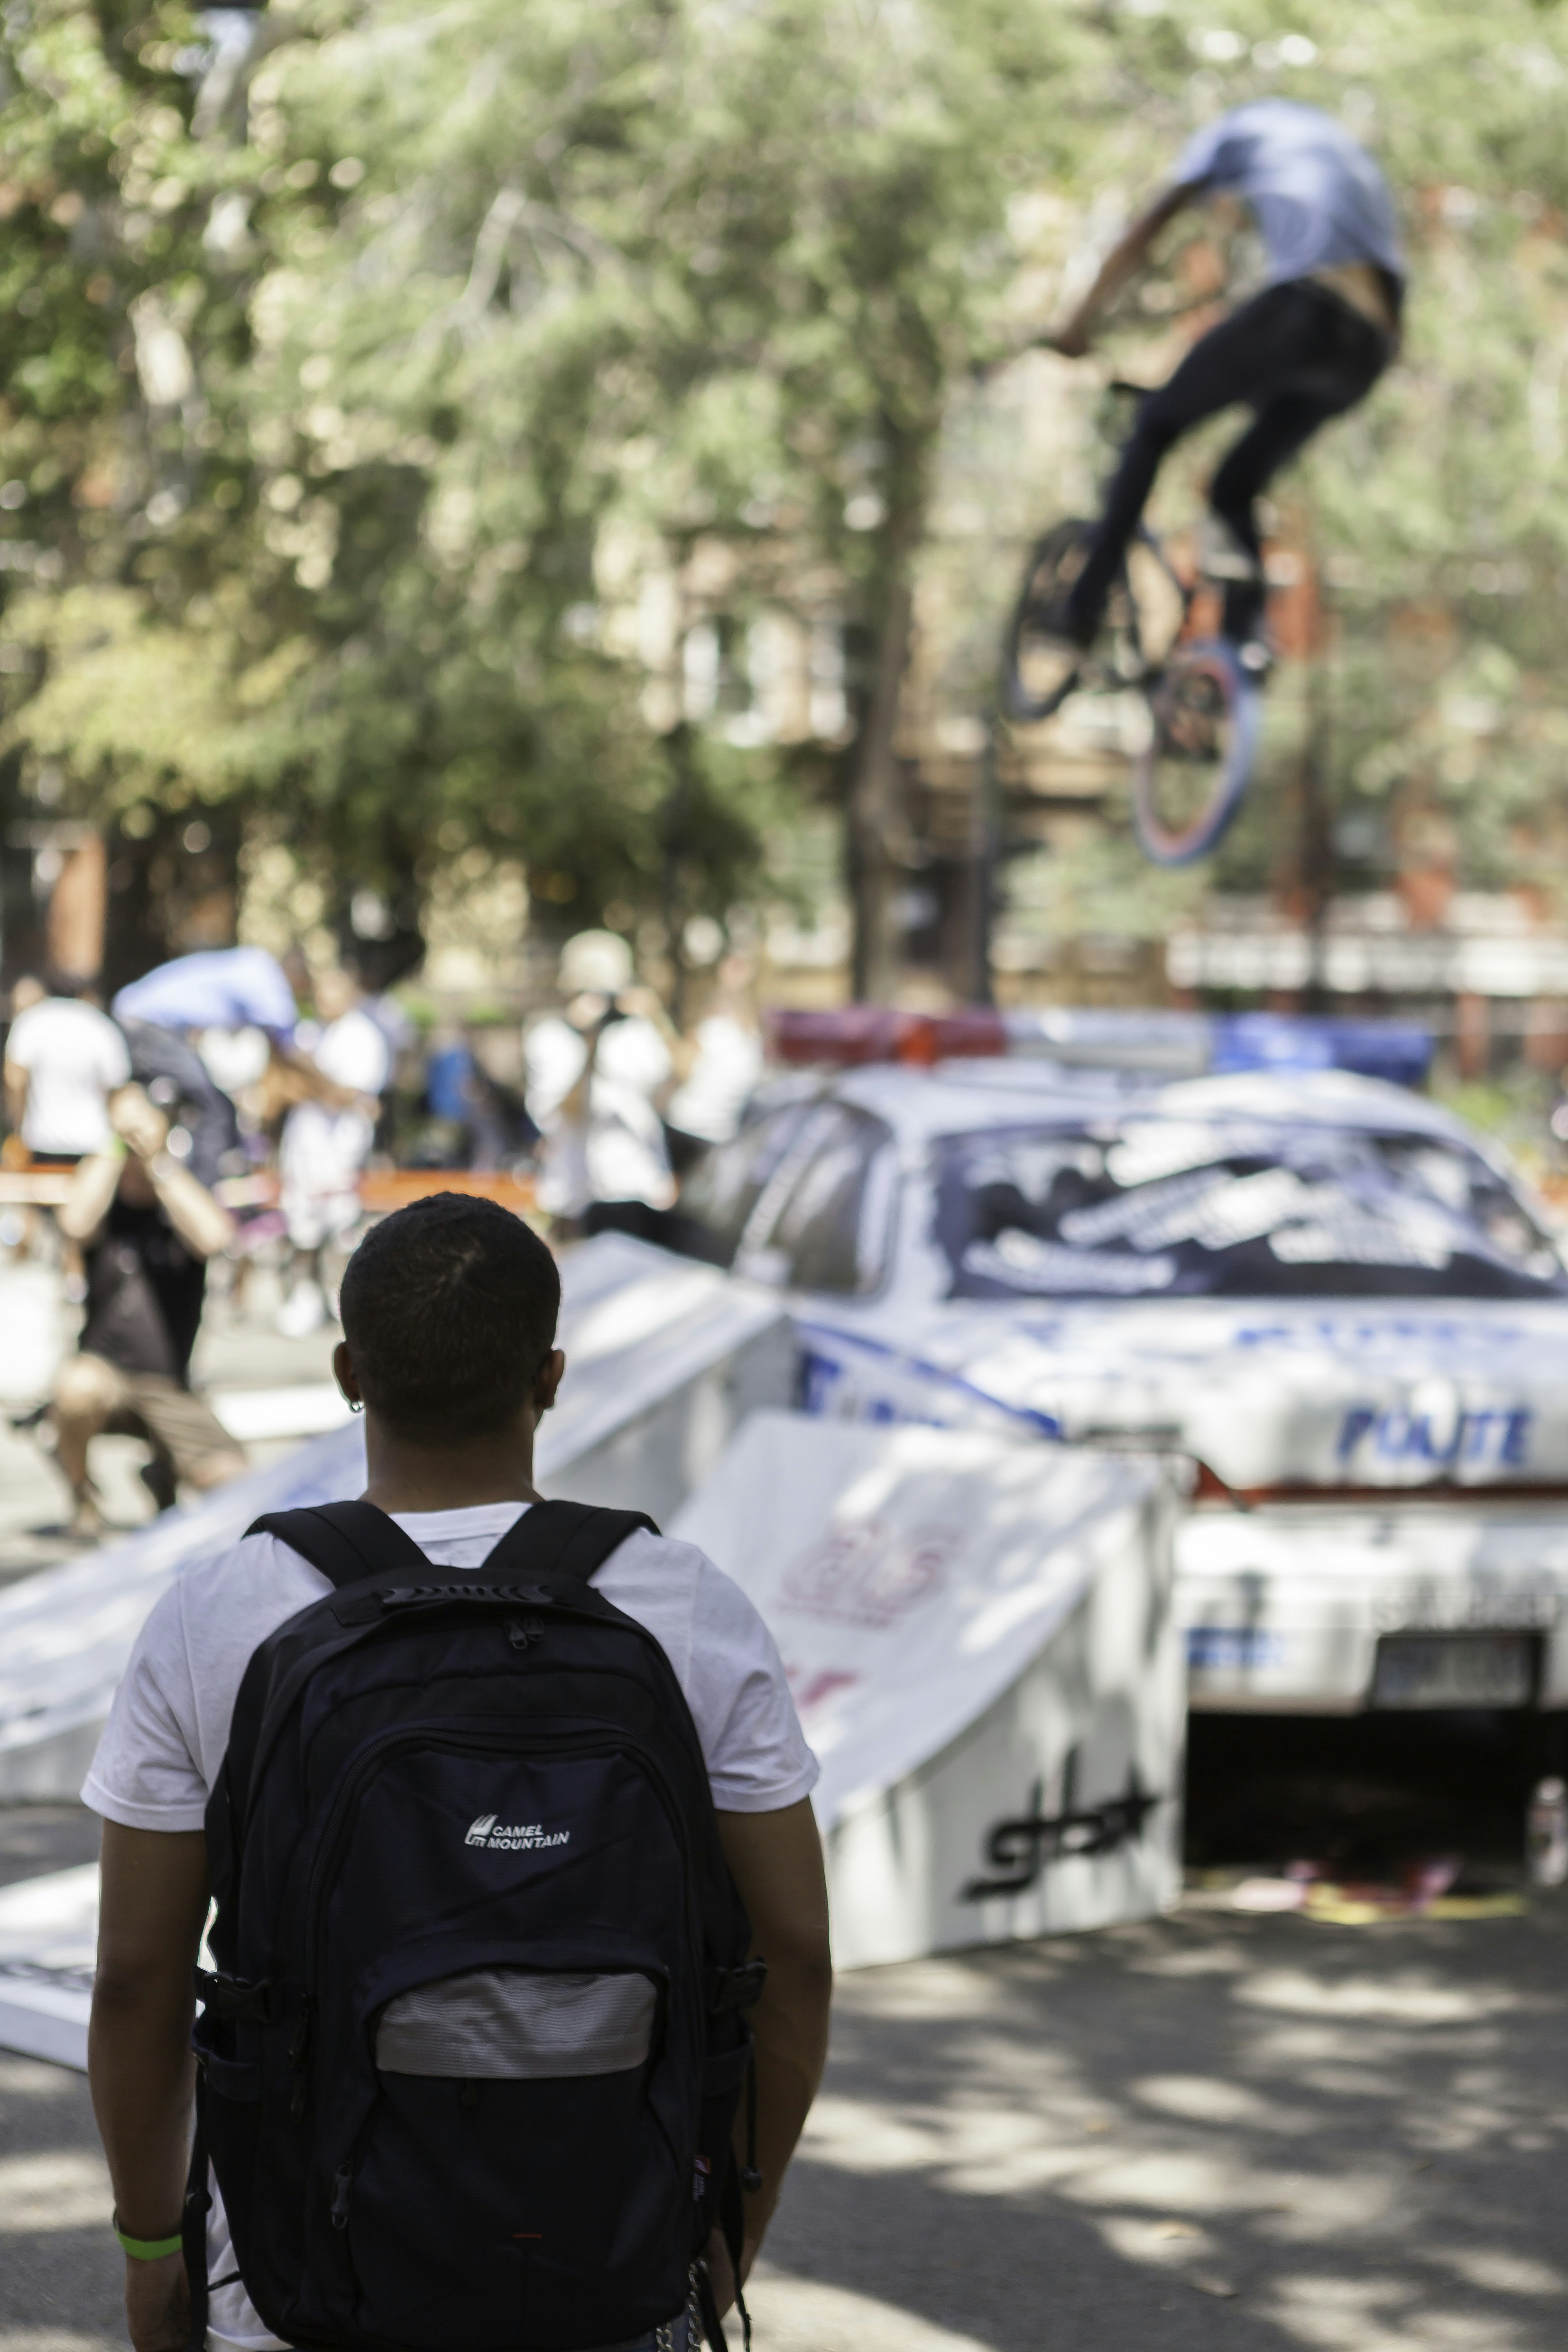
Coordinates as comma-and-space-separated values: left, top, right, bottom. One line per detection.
763, 1005, 1006, 1068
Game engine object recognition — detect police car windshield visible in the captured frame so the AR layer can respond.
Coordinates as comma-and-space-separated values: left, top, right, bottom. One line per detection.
935, 1116, 1568, 1301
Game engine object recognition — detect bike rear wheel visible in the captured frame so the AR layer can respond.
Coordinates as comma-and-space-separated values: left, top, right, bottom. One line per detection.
1001, 520, 1095, 722
1131, 637, 1259, 867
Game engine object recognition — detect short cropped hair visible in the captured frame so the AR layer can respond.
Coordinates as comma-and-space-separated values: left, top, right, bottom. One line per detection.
340, 1193, 561, 1441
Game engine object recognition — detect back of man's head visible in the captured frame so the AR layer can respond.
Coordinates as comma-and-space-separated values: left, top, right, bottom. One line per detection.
41, 967, 90, 1002
340, 1194, 561, 1444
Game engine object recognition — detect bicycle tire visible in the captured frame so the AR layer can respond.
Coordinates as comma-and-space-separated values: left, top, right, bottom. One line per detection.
1001, 519, 1096, 723
1131, 637, 1260, 867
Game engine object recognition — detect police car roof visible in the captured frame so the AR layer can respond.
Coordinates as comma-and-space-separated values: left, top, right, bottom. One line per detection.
816, 1059, 1482, 1150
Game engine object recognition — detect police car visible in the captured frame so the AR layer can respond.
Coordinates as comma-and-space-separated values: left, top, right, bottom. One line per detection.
666, 1051, 1568, 1727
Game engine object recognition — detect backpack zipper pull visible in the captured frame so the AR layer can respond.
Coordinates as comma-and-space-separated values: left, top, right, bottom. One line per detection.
330, 2163, 353, 2230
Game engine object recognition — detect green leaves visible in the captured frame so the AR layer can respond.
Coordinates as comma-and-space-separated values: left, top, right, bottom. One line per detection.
10, 0, 1568, 967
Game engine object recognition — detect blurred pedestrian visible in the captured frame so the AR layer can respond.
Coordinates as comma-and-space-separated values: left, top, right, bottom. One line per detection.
277, 966, 390, 1335
117, 1017, 245, 1191
525, 931, 676, 1231
113, 943, 341, 1134
423, 1026, 536, 1171
664, 952, 764, 1169
3, 972, 130, 1162
53, 1081, 245, 1537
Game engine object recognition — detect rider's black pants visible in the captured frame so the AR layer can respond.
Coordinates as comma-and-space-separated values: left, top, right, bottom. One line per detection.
1067, 277, 1393, 642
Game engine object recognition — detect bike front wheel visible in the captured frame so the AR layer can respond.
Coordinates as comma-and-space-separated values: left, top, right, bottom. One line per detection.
1001, 519, 1095, 723
1131, 637, 1260, 867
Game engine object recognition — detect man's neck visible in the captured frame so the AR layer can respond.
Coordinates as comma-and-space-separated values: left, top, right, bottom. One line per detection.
358, 1418, 543, 1515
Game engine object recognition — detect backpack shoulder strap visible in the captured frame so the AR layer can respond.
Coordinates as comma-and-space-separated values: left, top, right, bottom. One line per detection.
480, 1497, 660, 1586
246, 1500, 430, 1591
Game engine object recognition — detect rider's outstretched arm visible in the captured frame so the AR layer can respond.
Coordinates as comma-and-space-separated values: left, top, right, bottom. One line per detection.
1049, 183, 1194, 356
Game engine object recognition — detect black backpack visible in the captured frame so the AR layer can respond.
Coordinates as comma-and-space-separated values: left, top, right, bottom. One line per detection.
185, 1499, 764, 2352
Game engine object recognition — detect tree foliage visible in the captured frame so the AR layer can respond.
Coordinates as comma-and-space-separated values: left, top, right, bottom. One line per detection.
0, 0, 1065, 974
7, 0, 1568, 984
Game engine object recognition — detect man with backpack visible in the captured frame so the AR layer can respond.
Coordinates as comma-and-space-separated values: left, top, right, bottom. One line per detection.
84, 1193, 831, 2352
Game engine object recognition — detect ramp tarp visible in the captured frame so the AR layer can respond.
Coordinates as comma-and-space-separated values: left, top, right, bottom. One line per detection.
673, 1412, 1182, 1966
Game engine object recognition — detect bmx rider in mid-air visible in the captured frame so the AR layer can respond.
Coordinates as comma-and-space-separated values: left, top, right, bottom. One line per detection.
1041, 98, 1403, 662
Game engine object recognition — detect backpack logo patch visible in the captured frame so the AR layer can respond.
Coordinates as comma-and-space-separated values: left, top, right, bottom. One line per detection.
465, 1813, 571, 1853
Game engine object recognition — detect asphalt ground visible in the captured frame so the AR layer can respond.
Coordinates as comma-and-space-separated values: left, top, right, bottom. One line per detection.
1, 1263, 1563, 2350
2, 1801, 1563, 2352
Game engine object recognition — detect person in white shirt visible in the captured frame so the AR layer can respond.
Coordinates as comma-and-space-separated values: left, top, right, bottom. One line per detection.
4, 974, 131, 1159
664, 956, 764, 1162
277, 967, 392, 1336
525, 932, 677, 1227
85, 1193, 830, 2352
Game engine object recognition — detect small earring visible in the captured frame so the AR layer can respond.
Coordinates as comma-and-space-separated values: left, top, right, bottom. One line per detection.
349, 1398, 363, 1415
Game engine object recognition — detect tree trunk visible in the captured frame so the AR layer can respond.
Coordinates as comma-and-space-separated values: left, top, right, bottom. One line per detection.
967, 720, 999, 1006
848, 565, 914, 1002
46, 827, 106, 985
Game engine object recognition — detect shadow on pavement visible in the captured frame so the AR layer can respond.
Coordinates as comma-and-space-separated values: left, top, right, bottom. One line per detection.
762, 1899, 1568, 2352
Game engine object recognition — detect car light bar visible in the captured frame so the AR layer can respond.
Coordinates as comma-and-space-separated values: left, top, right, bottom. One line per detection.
764, 1005, 1433, 1086
762, 1005, 1007, 1068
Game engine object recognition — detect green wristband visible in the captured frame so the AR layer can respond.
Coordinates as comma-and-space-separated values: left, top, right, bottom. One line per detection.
112, 2209, 184, 2260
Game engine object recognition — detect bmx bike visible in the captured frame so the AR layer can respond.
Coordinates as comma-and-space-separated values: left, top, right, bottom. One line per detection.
1000, 380, 1264, 867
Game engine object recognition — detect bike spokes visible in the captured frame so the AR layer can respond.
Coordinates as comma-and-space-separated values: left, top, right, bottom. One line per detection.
1132, 639, 1260, 867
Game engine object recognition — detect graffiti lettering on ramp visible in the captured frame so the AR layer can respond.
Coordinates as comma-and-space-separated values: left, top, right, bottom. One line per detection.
962, 1755, 1161, 1901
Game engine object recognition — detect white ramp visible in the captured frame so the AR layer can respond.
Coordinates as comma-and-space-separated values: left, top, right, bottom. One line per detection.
673, 1412, 1183, 1969
0, 1865, 97, 2069
0, 1233, 790, 1805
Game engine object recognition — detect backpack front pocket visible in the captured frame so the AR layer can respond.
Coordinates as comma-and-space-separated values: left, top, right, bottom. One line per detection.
376, 1965, 657, 2078
340, 1965, 677, 2352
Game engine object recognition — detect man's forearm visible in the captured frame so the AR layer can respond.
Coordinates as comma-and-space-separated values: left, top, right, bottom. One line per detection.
89, 1975, 196, 2234
711, 1799, 832, 2291
91, 1975, 197, 2352
146, 1155, 234, 1260
742, 1948, 832, 2251
1057, 184, 1192, 343
277, 1041, 360, 1111
91, 1821, 211, 2352
58, 1146, 122, 1244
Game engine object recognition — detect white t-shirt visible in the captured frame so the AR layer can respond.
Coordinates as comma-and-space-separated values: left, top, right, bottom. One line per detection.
666, 1013, 763, 1145
4, 997, 130, 1153
297, 1007, 392, 1099
526, 1013, 675, 1216
83, 1501, 817, 2352
85, 1500, 817, 1828
278, 1011, 392, 1245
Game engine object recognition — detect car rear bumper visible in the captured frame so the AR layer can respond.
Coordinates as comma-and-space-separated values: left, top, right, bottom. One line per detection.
1178, 1499, 1568, 1714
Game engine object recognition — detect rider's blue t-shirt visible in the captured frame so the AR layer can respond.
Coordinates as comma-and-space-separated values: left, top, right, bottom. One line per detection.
1175, 101, 1403, 290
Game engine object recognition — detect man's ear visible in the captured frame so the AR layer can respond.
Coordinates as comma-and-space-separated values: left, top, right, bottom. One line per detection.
534, 1348, 566, 1416
332, 1339, 364, 1410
